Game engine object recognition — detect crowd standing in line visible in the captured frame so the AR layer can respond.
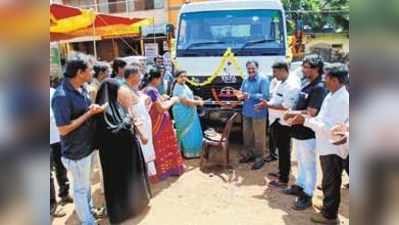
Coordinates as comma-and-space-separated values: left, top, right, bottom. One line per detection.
51, 53, 349, 225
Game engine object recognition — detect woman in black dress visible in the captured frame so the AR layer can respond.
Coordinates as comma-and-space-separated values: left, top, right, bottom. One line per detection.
94, 78, 151, 224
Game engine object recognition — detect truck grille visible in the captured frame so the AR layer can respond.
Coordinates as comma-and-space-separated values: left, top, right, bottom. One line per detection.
186, 76, 244, 109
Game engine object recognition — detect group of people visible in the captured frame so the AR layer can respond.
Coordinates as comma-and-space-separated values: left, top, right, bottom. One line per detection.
50, 53, 349, 225
50, 56, 205, 225
236, 55, 349, 224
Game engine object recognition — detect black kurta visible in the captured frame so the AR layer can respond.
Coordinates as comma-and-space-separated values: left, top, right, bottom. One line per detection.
94, 78, 151, 224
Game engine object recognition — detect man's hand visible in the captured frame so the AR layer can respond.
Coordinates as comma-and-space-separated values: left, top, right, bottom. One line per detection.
88, 104, 105, 116
283, 112, 292, 122
283, 111, 299, 122
254, 100, 268, 111
58, 103, 106, 136
197, 99, 205, 107
331, 123, 349, 135
171, 96, 180, 104
290, 114, 305, 125
162, 94, 171, 100
140, 135, 149, 145
330, 123, 349, 143
234, 90, 248, 100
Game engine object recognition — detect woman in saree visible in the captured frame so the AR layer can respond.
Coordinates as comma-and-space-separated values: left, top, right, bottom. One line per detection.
94, 78, 151, 224
172, 70, 204, 158
124, 66, 157, 183
143, 70, 185, 181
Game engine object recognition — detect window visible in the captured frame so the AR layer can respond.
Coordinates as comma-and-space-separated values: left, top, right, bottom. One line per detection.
177, 10, 284, 50
153, 0, 164, 9
108, 0, 126, 13
133, 0, 164, 11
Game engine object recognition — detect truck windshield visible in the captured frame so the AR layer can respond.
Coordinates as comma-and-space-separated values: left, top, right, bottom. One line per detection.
177, 9, 285, 56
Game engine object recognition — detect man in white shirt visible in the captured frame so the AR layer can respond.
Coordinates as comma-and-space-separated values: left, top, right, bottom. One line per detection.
256, 60, 300, 187
265, 77, 280, 163
290, 64, 349, 224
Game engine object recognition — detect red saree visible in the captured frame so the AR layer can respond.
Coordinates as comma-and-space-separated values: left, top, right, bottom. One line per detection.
144, 87, 184, 182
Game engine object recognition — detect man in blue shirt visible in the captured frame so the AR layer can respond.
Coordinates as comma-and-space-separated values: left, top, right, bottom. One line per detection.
236, 60, 270, 170
52, 59, 105, 225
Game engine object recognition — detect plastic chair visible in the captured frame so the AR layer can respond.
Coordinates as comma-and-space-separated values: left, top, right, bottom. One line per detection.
200, 112, 239, 169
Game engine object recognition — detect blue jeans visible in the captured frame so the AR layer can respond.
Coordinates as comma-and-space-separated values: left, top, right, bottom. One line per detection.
294, 138, 317, 196
62, 153, 96, 225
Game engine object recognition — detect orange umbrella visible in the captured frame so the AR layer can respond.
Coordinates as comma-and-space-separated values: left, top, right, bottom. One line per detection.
50, 4, 153, 41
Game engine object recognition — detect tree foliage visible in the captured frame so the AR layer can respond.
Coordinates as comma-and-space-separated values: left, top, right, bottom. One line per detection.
282, 0, 349, 34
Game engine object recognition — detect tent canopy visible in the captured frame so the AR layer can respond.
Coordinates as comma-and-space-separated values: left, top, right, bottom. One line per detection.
50, 4, 153, 41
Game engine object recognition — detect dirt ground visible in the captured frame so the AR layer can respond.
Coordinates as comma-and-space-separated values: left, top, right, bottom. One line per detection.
51, 143, 349, 225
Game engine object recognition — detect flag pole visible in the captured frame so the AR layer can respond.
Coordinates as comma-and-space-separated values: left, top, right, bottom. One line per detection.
92, 0, 98, 59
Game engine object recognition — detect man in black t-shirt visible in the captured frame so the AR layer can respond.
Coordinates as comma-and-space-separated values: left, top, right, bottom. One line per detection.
52, 60, 105, 225
282, 55, 327, 210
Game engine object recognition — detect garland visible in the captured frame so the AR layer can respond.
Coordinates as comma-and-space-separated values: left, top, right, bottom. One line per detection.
172, 48, 245, 87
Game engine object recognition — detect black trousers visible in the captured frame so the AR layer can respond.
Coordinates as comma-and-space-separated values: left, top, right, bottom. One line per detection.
268, 121, 278, 159
320, 154, 346, 219
50, 143, 70, 200
50, 167, 56, 208
273, 122, 291, 183
344, 156, 349, 175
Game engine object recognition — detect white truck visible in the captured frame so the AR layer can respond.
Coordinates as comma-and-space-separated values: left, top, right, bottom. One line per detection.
175, 0, 288, 111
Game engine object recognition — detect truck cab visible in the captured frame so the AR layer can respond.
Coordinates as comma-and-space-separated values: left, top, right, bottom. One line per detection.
175, 0, 288, 111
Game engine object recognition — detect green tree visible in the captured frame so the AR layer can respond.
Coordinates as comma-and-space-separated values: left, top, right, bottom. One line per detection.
282, 0, 349, 33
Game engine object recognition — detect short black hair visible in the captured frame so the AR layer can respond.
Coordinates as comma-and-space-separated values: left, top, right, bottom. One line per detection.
303, 54, 324, 75
124, 65, 141, 79
325, 63, 348, 84
154, 55, 163, 63
111, 58, 127, 77
148, 69, 162, 82
272, 60, 290, 72
64, 59, 88, 78
246, 60, 259, 68
174, 70, 187, 78
93, 62, 109, 79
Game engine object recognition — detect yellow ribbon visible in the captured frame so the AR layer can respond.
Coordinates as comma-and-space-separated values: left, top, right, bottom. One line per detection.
172, 48, 245, 87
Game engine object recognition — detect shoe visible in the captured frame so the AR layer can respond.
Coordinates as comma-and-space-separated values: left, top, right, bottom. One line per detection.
51, 205, 66, 218
292, 193, 312, 210
239, 155, 256, 164
264, 155, 277, 163
267, 172, 279, 178
59, 195, 73, 206
92, 207, 106, 219
282, 185, 304, 196
251, 159, 266, 170
310, 213, 339, 224
268, 180, 288, 188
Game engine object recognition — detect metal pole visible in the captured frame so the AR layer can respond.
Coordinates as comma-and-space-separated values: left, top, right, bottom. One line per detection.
93, 21, 98, 59
153, 16, 156, 44
92, 0, 98, 59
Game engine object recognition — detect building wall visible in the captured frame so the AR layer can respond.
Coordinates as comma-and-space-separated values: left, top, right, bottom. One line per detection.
114, 8, 168, 24
167, 0, 210, 26
57, 0, 217, 60
97, 39, 115, 61
61, 0, 169, 24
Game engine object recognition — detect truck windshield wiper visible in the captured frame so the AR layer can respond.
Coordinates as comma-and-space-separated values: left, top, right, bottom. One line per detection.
184, 41, 226, 50
238, 38, 276, 52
